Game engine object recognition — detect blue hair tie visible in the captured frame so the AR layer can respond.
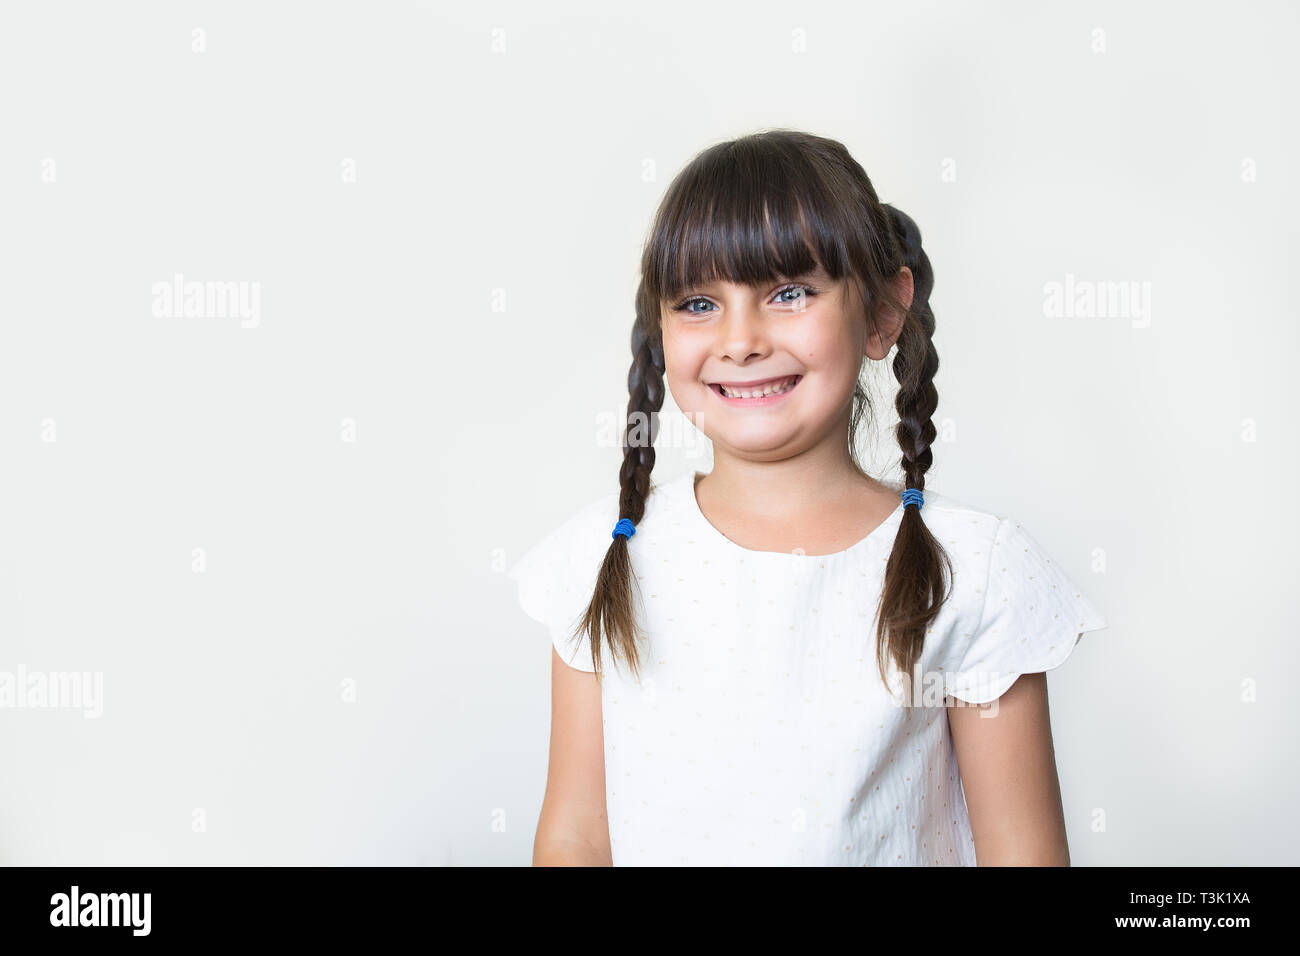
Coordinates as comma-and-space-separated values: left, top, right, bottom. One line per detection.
612, 518, 636, 540
901, 488, 924, 510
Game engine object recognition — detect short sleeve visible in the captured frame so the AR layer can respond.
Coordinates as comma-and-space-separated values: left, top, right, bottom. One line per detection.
506, 496, 618, 673
944, 516, 1108, 704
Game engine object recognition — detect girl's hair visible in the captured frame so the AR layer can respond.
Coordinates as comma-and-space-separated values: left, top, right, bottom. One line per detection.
577, 128, 952, 702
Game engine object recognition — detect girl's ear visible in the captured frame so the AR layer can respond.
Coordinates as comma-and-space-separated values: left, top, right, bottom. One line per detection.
864, 266, 914, 360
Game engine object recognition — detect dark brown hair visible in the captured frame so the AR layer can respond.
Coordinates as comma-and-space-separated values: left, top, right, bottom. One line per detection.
577, 128, 952, 702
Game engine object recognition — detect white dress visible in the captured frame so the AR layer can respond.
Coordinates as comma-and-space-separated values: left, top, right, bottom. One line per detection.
508, 470, 1109, 866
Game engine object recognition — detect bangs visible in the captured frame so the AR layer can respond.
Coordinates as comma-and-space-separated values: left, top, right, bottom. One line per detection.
644, 138, 860, 306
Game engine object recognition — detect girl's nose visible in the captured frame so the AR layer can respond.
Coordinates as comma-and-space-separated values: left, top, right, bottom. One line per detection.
717, 301, 770, 361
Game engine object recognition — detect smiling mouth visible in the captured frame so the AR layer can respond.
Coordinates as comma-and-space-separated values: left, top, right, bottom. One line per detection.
708, 374, 803, 400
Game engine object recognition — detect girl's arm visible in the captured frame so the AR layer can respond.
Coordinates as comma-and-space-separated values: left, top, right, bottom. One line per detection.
946, 672, 1071, 866
532, 647, 613, 866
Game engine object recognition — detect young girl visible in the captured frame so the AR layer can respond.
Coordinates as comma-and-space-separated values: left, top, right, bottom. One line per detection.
509, 129, 1108, 867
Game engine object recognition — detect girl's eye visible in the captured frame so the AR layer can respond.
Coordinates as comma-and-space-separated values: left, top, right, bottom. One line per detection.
671, 283, 819, 315
774, 283, 817, 305
677, 297, 715, 315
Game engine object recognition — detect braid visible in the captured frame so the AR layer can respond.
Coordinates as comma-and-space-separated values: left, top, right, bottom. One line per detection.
578, 282, 664, 680
873, 203, 953, 705
883, 204, 938, 493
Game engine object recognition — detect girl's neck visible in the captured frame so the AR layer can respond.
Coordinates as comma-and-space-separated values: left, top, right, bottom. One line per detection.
698, 450, 892, 523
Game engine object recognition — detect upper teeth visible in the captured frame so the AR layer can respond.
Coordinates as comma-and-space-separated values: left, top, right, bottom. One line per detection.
719, 376, 798, 399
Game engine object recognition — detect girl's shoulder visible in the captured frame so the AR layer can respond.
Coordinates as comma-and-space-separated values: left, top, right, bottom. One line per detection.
511, 486, 623, 568
516, 473, 681, 552
506, 476, 682, 672
900, 485, 1002, 544
910, 486, 1110, 704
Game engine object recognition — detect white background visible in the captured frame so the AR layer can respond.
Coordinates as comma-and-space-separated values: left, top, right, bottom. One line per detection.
0, 0, 1295, 865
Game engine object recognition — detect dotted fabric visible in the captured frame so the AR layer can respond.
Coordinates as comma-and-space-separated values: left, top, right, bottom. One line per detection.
507, 471, 1109, 865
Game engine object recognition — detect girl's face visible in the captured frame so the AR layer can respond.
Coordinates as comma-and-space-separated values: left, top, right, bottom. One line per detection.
660, 265, 910, 460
